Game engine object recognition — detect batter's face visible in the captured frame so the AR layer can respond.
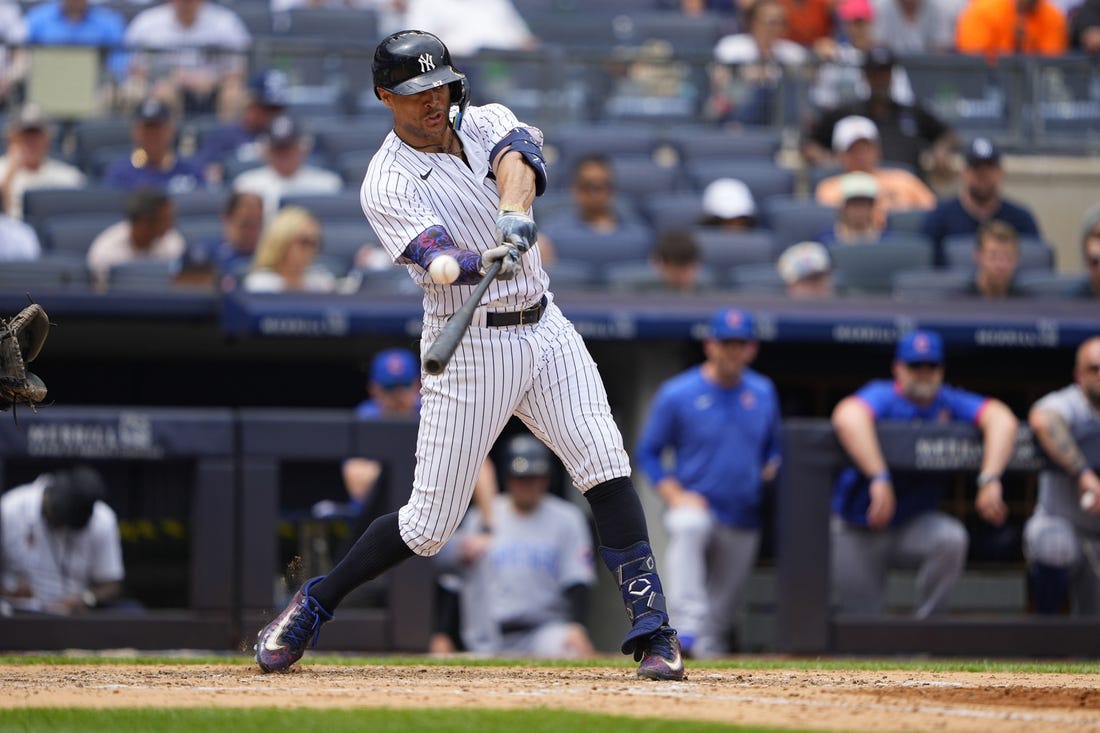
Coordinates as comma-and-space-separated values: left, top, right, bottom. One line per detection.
1074, 338, 1100, 409
379, 85, 453, 149
893, 360, 944, 405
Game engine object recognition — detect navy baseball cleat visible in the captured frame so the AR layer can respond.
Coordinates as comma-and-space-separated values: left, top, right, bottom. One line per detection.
255, 576, 333, 673
636, 626, 686, 681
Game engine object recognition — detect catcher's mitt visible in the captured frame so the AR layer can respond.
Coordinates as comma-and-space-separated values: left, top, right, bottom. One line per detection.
0, 303, 50, 412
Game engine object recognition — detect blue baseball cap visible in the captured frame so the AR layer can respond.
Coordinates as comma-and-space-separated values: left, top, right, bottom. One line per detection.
896, 329, 944, 364
370, 348, 419, 387
249, 68, 290, 107
708, 307, 755, 340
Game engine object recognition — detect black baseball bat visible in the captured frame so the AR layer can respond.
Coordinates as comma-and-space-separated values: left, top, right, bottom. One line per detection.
423, 259, 502, 375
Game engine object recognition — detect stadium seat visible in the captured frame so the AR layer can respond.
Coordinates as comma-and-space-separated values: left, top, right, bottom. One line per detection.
274, 7, 379, 42
727, 262, 786, 294
545, 260, 599, 291
0, 255, 91, 291
609, 155, 685, 197
279, 190, 363, 221
546, 124, 662, 172
612, 11, 724, 51
886, 208, 930, 234
176, 217, 223, 249
71, 117, 134, 175
692, 228, 778, 272
319, 220, 379, 272
761, 196, 837, 249
24, 187, 129, 246
1015, 271, 1088, 298
663, 125, 783, 164
603, 260, 721, 293
942, 234, 1055, 270
685, 159, 794, 201
107, 259, 180, 292
173, 189, 230, 219
830, 236, 934, 294
640, 191, 706, 234
549, 227, 654, 269
891, 267, 972, 300
41, 215, 118, 257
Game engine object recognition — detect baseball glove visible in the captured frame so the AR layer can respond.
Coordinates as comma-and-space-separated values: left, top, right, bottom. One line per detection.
0, 303, 50, 413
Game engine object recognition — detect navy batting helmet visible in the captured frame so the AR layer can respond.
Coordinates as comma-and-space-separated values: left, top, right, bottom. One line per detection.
504, 434, 552, 478
372, 30, 470, 129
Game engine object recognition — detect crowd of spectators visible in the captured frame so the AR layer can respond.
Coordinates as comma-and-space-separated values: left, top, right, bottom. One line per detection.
0, 0, 1096, 300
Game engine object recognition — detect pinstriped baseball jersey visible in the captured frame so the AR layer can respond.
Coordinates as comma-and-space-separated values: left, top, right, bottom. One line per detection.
358, 103, 631, 557
361, 104, 549, 326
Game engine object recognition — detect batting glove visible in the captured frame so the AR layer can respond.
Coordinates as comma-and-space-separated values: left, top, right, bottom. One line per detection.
495, 209, 537, 253
481, 244, 521, 280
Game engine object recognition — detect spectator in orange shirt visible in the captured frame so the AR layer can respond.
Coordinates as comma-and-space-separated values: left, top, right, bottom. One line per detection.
955, 0, 1067, 56
815, 115, 936, 228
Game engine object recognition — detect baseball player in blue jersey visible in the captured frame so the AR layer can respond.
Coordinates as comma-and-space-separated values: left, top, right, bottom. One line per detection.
254, 29, 684, 681
636, 307, 781, 658
830, 329, 1018, 617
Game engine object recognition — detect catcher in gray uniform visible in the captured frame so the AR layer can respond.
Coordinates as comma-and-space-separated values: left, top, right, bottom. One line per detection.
1025, 336, 1100, 614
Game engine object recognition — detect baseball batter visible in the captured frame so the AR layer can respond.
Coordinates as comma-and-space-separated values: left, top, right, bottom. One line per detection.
254, 30, 684, 681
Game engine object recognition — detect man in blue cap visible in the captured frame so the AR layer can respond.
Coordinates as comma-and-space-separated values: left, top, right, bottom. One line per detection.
635, 307, 782, 658
196, 69, 290, 184
830, 329, 1018, 617
102, 97, 205, 194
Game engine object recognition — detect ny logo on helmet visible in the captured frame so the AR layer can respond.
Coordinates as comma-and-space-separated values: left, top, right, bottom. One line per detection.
418, 53, 435, 73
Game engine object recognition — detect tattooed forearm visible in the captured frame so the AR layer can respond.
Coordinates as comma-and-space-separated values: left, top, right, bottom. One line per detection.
1036, 409, 1088, 476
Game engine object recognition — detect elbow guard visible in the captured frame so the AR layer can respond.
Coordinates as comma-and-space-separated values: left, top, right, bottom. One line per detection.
490, 128, 548, 196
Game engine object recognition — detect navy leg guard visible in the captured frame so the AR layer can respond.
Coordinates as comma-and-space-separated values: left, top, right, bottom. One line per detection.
1031, 562, 1070, 614
599, 540, 670, 659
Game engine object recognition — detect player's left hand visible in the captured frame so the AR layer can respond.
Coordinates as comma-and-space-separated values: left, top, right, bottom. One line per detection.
495, 209, 537, 253
481, 244, 521, 280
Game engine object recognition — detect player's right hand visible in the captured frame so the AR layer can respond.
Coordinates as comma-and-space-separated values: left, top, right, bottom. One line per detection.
866, 476, 896, 529
495, 209, 537, 253
481, 244, 521, 280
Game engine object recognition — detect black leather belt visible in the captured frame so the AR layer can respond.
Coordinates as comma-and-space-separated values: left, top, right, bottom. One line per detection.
485, 295, 546, 327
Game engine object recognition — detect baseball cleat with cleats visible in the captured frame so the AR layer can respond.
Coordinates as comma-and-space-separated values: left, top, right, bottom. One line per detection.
636, 625, 686, 681
255, 576, 333, 673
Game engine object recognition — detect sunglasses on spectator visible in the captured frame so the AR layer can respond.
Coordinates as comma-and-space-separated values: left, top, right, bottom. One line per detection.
906, 361, 942, 370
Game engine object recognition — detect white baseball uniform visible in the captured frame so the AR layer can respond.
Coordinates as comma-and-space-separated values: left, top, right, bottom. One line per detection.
361, 103, 632, 557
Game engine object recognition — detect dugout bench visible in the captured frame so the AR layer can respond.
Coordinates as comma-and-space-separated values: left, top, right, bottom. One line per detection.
0, 407, 236, 650
776, 420, 1100, 657
238, 410, 434, 652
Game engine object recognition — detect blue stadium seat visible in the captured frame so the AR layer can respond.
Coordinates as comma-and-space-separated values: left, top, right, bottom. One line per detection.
0, 255, 91, 291
891, 267, 972, 300
663, 125, 783, 164
23, 187, 129, 244
41, 215, 118, 257
727, 262, 786, 294
685, 159, 794, 201
610, 155, 685, 197
830, 235, 933, 294
107, 259, 180, 292
176, 217, 223, 249
942, 234, 1055, 271
761, 196, 837, 249
549, 227, 655, 270
692, 228, 777, 270
274, 7, 379, 42
546, 124, 662, 172
173, 189, 230, 219
279, 190, 363, 221
640, 191, 706, 234
1015, 270, 1089, 297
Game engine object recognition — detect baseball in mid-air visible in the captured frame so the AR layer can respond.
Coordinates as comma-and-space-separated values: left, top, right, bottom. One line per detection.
429, 254, 460, 285
1082, 491, 1096, 511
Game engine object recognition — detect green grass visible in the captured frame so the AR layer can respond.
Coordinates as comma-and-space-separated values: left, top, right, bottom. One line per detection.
0, 653, 1097, 674
0, 708, 795, 733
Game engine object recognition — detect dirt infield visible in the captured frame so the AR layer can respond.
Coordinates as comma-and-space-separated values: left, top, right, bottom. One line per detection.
3, 662, 1100, 731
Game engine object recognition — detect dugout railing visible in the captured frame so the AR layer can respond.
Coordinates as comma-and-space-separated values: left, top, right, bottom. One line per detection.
777, 420, 1100, 657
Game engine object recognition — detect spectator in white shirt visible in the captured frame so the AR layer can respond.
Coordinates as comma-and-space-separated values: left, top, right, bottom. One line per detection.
0, 104, 87, 221
232, 115, 343, 221
86, 187, 185, 291
123, 0, 251, 115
